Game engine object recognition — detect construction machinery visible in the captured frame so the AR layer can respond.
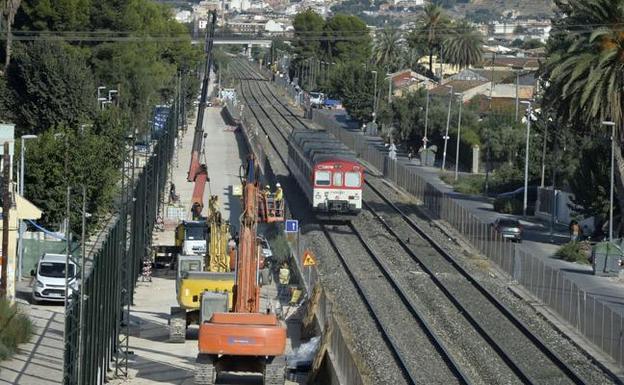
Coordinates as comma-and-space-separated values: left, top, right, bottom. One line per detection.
168, 9, 236, 343
194, 155, 286, 385
170, 197, 236, 342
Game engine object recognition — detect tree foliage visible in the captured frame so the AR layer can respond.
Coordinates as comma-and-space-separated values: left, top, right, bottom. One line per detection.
323, 14, 371, 63
292, 9, 324, 59
7, 41, 95, 135
408, 3, 450, 76
1, 0, 201, 232
373, 28, 405, 72
442, 19, 484, 69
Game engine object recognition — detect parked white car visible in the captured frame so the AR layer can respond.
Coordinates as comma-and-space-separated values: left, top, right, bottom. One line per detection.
32, 253, 77, 303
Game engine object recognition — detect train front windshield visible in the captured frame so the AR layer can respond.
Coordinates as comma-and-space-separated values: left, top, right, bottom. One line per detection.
185, 226, 206, 240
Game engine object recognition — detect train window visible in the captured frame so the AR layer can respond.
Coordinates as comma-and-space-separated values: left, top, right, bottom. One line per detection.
333, 172, 343, 187
315, 171, 331, 186
345, 172, 361, 187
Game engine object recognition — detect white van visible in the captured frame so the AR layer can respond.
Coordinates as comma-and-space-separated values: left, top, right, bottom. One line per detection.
32, 253, 77, 303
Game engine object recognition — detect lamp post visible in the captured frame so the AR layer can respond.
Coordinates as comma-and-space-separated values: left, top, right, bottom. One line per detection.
454, 92, 463, 180
386, 73, 392, 104
520, 100, 533, 217
423, 80, 430, 151
371, 70, 378, 123
441, 85, 453, 170
17, 134, 37, 279
602, 120, 616, 241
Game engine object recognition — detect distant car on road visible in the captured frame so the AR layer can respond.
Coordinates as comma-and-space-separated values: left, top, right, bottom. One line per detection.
309, 92, 325, 108
493, 218, 523, 242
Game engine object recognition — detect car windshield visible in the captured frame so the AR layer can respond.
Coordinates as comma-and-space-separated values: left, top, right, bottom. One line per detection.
186, 226, 206, 240
498, 219, 520, 227
310, 92, 320, 99
39, 262, 75, 278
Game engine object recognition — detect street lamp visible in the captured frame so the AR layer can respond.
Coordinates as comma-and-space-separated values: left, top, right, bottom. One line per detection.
17, 134, 37, 279
520, 100, 535, 217
441, 85, 453, 170
371, 70, 378, 123
602, 120, 616, 241
386, 73, 393, 104
423, 80, 430, 151
454, 92, 463, 180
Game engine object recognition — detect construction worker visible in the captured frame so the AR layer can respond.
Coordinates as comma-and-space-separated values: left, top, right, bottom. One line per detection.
278, 262, 290, 298
274, 183, 284, 215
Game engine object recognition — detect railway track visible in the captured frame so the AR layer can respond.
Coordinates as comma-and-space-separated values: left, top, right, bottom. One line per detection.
229, 59, 594, 384
232, 61, 460, 384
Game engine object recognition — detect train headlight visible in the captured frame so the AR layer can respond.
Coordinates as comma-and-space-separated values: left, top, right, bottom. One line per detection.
315, 193, 321, 200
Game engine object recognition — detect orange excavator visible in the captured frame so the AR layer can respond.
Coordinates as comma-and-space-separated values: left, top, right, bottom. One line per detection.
194, 155, 286, 385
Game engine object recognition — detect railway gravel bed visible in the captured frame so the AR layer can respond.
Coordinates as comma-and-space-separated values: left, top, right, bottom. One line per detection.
366, 177, 618, 385
232, 63, 412, 385
325, 223, 466, 385
230, 58, 619, 384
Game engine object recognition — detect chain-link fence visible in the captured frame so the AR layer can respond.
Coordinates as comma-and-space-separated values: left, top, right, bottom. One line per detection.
63, 88, 180, 385
308, 109, 624, 369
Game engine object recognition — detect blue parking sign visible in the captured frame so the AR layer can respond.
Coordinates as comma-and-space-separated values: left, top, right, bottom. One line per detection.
285, 219, 299, 233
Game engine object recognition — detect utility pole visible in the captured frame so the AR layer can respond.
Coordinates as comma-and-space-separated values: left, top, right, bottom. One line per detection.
441, 85, 453, 170
0, 142, 10, 298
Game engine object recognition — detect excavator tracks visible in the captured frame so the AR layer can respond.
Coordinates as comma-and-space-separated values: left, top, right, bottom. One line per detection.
264, 356, 286, 385
194, 354, 217, 385
168, 308, 187, 343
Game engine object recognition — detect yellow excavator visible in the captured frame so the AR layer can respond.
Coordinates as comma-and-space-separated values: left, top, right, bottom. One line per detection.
169, 195, 236, 343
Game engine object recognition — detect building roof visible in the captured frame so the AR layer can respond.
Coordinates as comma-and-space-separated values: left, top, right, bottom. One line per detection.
477, 56, 541, 69
430, 80, 488, 96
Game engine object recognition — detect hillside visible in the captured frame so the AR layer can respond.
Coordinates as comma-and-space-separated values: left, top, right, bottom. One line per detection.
457, 0, 556, 18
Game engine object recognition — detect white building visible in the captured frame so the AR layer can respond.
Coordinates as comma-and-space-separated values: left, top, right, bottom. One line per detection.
175, 10, 192, 23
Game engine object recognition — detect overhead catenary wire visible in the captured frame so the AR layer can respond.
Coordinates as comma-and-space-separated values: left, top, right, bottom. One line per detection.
0, 21, 617, 42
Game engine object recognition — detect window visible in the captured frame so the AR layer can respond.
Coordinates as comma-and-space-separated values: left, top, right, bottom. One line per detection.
39, 262, 75, 278
345, 172, 361, 187
315, 171, 331, 186
333, 172, 343, 187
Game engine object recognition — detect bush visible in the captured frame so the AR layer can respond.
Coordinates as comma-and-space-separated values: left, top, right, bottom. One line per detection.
0, 298, 34, 361
493, 197, 523, 214
555, 242, 590, 264
440, 172, 485, 195
489, 163, 525, 194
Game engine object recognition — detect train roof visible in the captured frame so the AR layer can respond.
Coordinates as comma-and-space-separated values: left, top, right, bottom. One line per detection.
290, 128, 356, 164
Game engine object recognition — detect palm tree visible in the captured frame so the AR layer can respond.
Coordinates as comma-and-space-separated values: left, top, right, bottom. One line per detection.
373, 28, 405, 73
408, 4, 450, 76
442, 20, 484, 70
542, 0, 624, 222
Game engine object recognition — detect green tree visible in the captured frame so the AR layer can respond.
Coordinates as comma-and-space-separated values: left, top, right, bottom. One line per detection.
541, 0, 624, 223
326, 62, 378, 122
292, 9, 325, 59
15, 0, 90, 31
442, 19, 484, 69
7, 41, 95, 135
373, 28, 405, 72
408, 3, 449, 76
323, 13, 371, 63
569, 139, 612, 221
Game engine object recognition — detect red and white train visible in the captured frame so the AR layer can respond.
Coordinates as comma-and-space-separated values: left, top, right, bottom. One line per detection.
288, 128, 364, 215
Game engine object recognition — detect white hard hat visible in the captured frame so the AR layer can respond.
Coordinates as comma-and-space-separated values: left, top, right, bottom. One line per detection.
276, 182, 281, 187
265, 185, 270, 189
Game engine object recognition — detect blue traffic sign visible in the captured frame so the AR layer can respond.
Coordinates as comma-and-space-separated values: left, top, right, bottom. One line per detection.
285, 219, 299, 233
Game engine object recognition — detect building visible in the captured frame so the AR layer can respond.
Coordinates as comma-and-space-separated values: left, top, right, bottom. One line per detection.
1, 187, 43, 302
388, 70, 435, 97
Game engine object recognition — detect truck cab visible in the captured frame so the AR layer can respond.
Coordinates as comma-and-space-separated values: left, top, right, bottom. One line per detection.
176, 220, 209, 256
